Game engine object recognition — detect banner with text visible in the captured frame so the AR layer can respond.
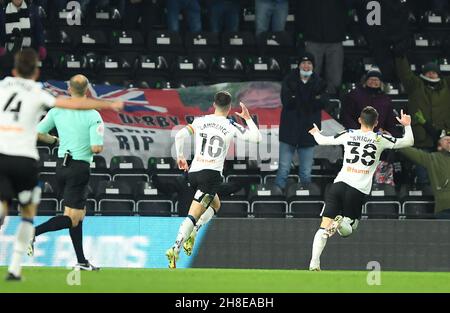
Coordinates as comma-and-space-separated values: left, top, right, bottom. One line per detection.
44, 81, 344, 165
0, 216, 208, 268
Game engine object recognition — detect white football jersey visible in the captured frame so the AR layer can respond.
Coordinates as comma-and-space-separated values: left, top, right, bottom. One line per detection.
313, 126, 414, 194
0, 77, 56, 160
183, 115, 261, 173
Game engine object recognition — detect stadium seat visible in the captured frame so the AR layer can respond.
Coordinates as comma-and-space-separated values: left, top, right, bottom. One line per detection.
364, 184, 400, 219
89, 7, 122, 28
225, 174, 262, 196
223, 159, 260, 176
134, 54, 171, 81
135, 181, 173, 216
96, 54, 134, 85
96, 181, 135, 216
88, 173, 112, 196
249, 183, 287, 218
110, 155, 146, 175
209, 56, 246, 83
38, 172, 58, 196
113, 173, 150, 185
251, 200, 288, 218
402, 201, 435, 219
90, 155, 109, 174
38, 153, 57, 172
256, 31, 295, 56
286, 182, 323, 218
184, 32, 220, 56
136, 200, 173, 217
241, 6, 256, 32
57, 53, 97, 81
147, 31, 184, 56
148, 157, 178, 175
44, 28, 73, 52
172, 55, 210, 81
263, 174, 298, 186
221, 32, 257, 56
217, 199, 250, 218
400, 184, 434, 219
246, 56, 284, 81
74, 29, 109, 52
37, 195, 59, 216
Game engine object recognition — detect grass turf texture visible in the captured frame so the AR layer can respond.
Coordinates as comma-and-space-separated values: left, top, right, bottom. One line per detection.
0, 267, 449, 293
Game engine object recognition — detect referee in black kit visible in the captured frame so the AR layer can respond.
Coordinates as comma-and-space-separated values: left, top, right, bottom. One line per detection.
29, 74, 104, 271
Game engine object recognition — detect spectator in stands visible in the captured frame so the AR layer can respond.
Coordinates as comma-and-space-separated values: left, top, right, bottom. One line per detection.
207, 0, 240, 33
342, 68, 399, 136
166, 0, 202, 33
395, 54, 450, 184
123, 0, 161, 31
399, 135, 450, 219
431, 0, 449, 16
255, 0, 288, 36
274, 53, 328, 191
353, 0, 410, 82
299, 0, 348, 94
342, 67, 400, 186
0, 0, 46, 60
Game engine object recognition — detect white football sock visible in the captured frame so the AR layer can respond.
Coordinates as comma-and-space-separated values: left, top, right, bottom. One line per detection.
310, 228, 328, 268
8, 219, 34, 277
191, 206, 215, 239
173, 216, 195, 253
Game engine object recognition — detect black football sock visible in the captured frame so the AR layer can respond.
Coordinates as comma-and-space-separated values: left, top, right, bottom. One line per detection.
35, 215, 72, 237
70, 221, 87, 264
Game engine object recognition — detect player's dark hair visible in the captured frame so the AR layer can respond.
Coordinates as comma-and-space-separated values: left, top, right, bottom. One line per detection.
14, 48, 38, 79
360, 106, 379, 128
214, 91, 232, 109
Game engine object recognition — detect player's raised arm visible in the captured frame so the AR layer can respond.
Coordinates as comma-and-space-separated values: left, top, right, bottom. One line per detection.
54, 97, 124, 111
390, 110, 414, 149
234, 102, 262, 143
309, 123, 347, 145
175, 124, 194, 172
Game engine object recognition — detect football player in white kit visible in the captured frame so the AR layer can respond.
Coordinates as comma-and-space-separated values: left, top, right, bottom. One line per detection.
308, 106, 413, 271
166, 91, 262, 268
0, 49, 123, 281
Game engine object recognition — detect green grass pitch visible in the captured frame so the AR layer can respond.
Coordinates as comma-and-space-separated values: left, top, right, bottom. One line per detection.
1, 267, 449, 293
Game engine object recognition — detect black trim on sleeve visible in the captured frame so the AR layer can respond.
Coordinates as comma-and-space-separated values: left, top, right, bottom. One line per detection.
334, 130, 348, 139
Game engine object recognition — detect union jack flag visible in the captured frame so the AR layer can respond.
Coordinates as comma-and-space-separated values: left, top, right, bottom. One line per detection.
43, 80, 168, 113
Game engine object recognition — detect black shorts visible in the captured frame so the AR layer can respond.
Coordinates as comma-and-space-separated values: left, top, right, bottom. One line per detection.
188, 169, 222, 198
321, 182, 366, 220
0, 154, 39, 203
56, 158, 90, 209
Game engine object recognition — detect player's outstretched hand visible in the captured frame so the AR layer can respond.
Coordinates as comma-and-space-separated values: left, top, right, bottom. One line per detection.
396, 109, 411, 126
308, 123, 321, 135
235, 102, 251, 120
177, 157, 189, 172
110, 101, 124, 112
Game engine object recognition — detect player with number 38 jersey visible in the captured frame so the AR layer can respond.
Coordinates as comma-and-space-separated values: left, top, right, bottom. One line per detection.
307, 106, 414, 272
318, 123, 413, 195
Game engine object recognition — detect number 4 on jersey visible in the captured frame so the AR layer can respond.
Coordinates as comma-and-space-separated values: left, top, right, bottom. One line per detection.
3, 93, 22, 121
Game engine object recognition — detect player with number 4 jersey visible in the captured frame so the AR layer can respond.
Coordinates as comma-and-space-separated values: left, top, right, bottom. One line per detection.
308, 106, 414, 271
0, 49, 123, 281
166, 91, 262, 268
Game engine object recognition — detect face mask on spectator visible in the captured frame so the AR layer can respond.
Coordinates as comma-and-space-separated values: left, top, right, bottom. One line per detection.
300, 70, 313, 77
